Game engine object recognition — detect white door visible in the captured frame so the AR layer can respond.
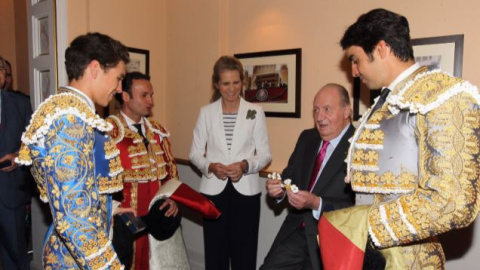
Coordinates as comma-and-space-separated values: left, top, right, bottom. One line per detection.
26, 0, 62, 108
26, 0, 67, 269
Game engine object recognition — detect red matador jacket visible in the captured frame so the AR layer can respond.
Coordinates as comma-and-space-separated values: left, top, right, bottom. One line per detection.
106, 114, 178, 211
107, 114, 221, 220
107, 114, 191, 269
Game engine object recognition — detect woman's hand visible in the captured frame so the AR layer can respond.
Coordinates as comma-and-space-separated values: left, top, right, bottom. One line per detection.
226, 161, 246, 182
209, 163, 229, 180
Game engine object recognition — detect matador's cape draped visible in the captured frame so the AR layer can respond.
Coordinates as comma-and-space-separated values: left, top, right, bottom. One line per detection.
16, 88, 124, 270
319, 67, 480, 269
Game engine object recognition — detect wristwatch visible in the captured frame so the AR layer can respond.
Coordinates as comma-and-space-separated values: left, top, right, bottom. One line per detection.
242, 159, 249, 174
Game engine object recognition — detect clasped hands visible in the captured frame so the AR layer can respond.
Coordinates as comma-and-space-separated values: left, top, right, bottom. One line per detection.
209, 161, 246, 182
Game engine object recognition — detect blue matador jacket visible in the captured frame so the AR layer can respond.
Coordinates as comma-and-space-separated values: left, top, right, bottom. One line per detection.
17, 87, 125, 270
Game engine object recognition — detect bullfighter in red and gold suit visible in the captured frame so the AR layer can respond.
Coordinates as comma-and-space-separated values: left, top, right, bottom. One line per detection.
107, 72, 189, 270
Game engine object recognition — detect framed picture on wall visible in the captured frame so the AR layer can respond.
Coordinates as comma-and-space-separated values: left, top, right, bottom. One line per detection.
234, 48, 302, 118
352, 34, 464, 120
411, 34, 464, 77
126, 47, 150, 75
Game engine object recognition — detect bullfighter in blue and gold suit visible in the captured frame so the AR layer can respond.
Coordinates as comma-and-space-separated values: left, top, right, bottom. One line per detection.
16, 33, 130, 270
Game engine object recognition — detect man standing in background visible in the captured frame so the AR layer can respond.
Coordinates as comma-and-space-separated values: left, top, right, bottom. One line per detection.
107, 72, 189, 270
0, 55, 32, 270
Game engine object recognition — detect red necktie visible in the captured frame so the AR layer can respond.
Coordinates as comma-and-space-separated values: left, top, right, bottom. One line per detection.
308, 141, 330, 190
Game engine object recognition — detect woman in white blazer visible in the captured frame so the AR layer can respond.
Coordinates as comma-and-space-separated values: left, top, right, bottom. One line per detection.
189, 56, 271, 270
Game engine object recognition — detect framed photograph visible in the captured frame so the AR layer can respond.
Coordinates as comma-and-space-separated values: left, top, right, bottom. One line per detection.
411, 34, 463, 77
126, 47, 150, 75
234, 48, 301, 118
352, 34, 464, 120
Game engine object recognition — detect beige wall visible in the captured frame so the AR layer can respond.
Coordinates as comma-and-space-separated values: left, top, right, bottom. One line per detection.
4, 0, 480, 171
66, 0, 167, 120
165, 0, 480, 172
63, 1, 480, 173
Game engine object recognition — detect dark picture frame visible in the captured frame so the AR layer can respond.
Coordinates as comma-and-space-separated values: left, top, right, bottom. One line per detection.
411, 34, 464, 77
353, 34, 464, 120
234, 48, 302, 118
126, 47, 150, 75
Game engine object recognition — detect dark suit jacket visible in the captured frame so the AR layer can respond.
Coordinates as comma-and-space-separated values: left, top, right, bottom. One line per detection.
0, 89, 33, 208
271, 125, 355, 269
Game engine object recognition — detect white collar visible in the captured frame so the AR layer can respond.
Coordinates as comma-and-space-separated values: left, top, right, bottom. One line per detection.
387, 63, 421, 91
120, 110, 145, 126
62, 85, 95, 110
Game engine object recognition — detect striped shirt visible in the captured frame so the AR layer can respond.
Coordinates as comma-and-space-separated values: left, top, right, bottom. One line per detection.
223, 113, 237, 150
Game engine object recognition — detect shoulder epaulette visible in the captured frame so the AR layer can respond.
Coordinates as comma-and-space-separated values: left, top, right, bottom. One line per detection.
387, 70, 480, 115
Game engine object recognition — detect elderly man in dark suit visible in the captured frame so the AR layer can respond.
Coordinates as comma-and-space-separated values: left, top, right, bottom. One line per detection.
260, 83, 355, 270
0, 55, 33, 270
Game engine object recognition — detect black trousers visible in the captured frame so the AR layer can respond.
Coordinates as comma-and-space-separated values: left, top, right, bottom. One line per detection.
0, 202, 30, 270
203, 180, 260, 270
260, 227, 314, 270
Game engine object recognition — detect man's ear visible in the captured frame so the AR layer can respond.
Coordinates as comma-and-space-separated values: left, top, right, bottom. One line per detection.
343, 105, 352, 120
376, 40, 390, 60
121, 91, 130, 103
87, 60, 101, 79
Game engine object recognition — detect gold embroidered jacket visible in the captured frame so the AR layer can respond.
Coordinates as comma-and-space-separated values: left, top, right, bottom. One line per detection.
346, 67, 480, 268
106, 114, 178, 208
107, 114, 189, 269
16, 89, 124, 270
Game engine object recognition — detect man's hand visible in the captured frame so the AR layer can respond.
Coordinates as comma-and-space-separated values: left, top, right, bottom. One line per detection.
159, 198, 178, 217
225, 161, 245, 182
286, 189, 321, 210
0, 153, 19, 172
266, 178, 285, 199
209, 163, 229, 180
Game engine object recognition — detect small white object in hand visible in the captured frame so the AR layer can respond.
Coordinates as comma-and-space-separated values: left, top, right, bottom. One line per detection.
268, 173, 299, 193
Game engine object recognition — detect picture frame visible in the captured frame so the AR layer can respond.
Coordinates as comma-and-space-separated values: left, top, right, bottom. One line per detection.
411, 34, 464, 77
126, 47, 150, 75
353, 34, 464, 121
234, 48, 301, 118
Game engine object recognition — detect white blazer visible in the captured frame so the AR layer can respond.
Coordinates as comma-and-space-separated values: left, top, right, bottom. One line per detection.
189, 98, 272, 196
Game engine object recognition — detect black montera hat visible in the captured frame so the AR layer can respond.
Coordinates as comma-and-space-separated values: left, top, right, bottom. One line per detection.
141, 198, 182, 241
